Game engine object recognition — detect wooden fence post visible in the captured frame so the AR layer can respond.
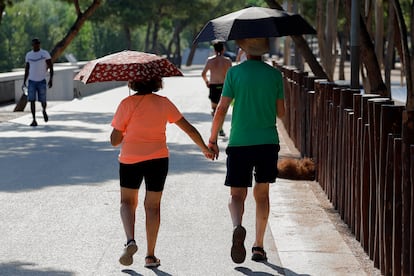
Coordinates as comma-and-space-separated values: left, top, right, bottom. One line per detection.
353, 93, 362, 238
282, 66, 293, 133
313, 79, 328, 182
360, 94, 381, 253
368, 98, 394, 265
295, 70, 308, 153
320, 82, 335, 195
344, 109, 354, 226
401, 110, 414, 276
337, 89, 354, 219
392, 137, 403, 276
384, 133, 397, 276
380, 105, 404, 275
304, 76, 318, 158
329, 87, 342, 208
410, 145, 414, 276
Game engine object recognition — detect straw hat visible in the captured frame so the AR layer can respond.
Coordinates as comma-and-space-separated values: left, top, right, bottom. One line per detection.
236, 38, 269, 56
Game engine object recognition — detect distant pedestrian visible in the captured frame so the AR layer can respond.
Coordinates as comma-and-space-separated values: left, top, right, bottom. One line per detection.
110, 78, 215, 268
23, 38, 53, 127
201, 41, 232, 137
208, 38, 285, 264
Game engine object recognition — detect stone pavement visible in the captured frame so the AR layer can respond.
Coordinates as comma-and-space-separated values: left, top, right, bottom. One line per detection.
0, 66, 379, 275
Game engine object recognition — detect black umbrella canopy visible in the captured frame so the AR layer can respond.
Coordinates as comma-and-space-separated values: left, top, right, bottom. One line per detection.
194, 7, 316, 43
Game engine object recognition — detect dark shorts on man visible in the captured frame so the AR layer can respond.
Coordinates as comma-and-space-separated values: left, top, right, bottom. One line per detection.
209, 84, 223, 104
225, 144, 280, 187
119, 157, 168, 192
28, 79, 47, 103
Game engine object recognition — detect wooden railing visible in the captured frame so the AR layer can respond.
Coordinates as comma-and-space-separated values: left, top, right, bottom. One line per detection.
275, 63, 413, 276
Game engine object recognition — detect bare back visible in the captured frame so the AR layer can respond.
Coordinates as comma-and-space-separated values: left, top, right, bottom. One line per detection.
202, 55, 232, 84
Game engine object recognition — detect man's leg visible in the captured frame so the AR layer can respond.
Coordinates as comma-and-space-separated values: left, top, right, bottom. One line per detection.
211, 101, 225, 136
229, 187, 248, 263
38, 82, 48, 122
41, 101, 48, 122
252, 183, 270, 257
30, 101, 36, 120
229, 187, 247, 226
211, 102, 218, 117
27, 81, 38, 126
29, 101, 37, 126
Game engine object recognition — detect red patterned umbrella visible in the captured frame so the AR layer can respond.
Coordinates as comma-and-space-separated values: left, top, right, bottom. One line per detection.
74, 50, 183, 84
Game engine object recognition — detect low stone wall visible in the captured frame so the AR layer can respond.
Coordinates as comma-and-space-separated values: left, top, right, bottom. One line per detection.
0, 63, 124, 104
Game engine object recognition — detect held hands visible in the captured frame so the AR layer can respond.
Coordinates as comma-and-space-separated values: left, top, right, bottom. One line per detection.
201, 140, 219, 160
208, 140, 219, 160
202, 147, 216, 160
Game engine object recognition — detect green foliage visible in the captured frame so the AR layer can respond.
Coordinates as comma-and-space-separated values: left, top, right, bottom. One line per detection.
0, 0, 322, 72
0, 0, 92, 71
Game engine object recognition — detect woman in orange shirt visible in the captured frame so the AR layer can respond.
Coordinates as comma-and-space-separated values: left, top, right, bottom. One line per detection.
111, 78, 214, 268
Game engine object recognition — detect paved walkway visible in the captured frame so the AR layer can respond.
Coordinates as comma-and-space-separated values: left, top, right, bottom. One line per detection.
0, 67, 379, 275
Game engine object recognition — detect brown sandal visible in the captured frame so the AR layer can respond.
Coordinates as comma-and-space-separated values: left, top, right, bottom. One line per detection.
144, 255, 160, 268
251, 246, 267, 262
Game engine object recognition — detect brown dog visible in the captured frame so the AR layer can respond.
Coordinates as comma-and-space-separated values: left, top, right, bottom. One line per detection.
277, 157, 315, 181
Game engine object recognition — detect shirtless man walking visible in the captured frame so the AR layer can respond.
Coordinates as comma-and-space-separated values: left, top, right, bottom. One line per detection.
201, 41, 232, 136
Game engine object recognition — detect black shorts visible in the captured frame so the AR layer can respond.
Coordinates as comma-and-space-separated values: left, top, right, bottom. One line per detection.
225, 144, 280, 187
119, 158, 168, 192
209, 84, 223, 104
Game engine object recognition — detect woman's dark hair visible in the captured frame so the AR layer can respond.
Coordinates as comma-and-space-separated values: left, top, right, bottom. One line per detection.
130, 78, 162, 95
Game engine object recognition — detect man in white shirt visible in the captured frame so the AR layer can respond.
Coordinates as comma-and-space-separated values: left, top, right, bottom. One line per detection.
23, 38, 53, 127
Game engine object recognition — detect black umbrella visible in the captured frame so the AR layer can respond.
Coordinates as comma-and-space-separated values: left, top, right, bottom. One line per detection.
193, 7, 316, 43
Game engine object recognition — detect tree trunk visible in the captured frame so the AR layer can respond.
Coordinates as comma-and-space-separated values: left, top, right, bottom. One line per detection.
391, 2, 414, 276
0, 3, 5, 25
145, 22, 152, 53
124, 25, 132, 50
392, 0, 413, 110
320, 0, 338, 80
50, 0, 102, 62
343, 0, 387, 95
364, 0, 373, 31
375, 0, 384, 69
339, 29, 349, 80
175, 30, 181, 68
167, 21, 185, 67
283, 1, 292, 66
409, 2, 414, 111
186, 32, 198, 67
265, 0, 329, 80
384, 2, 396, 93
316, 0, 324, 66
151, 19, 160, 54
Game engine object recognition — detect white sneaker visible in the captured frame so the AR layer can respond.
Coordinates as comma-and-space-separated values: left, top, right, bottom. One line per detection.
119, 240, 138, 266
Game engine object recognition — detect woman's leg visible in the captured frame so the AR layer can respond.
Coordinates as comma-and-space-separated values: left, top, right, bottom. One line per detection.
144, 191, 163, 257
120, 187, 139, 242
